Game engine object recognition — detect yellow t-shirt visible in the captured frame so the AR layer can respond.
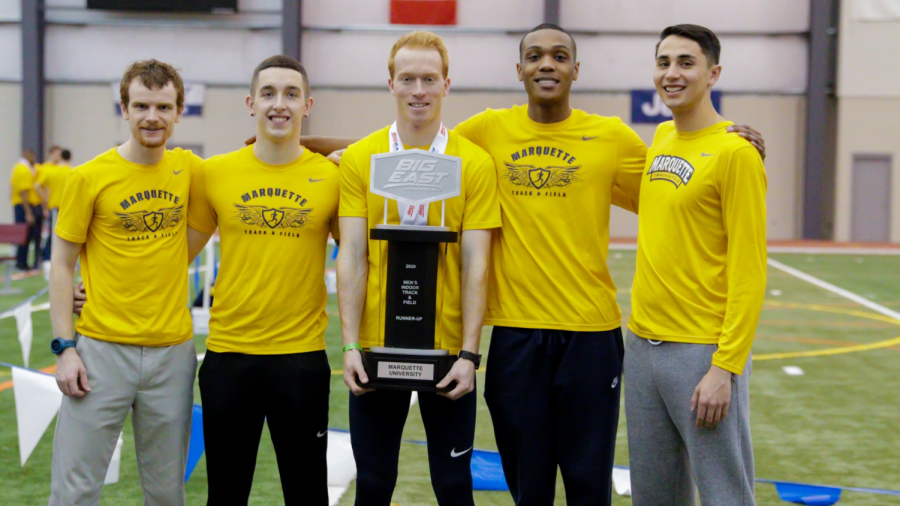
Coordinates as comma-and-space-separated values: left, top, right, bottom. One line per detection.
188, 146, 340, 355
628, 121, 767, 374
10, 162, 42, 206
339, 126, 502, 353
454, 105, 646, 331
36, 162, 73, 209
55, 148, 199, 346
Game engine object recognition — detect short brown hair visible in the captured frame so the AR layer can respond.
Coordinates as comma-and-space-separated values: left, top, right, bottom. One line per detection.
251, 55, 309, 98
119, 59, 185, 111
388, 31, 449, 78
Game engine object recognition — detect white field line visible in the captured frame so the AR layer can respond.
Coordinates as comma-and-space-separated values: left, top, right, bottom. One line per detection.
766, 258, 900, 322
767, 246, 900, 255
608, 243, 900, 255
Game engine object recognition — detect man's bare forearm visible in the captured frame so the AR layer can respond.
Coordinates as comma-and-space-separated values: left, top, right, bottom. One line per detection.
337, 249, 367, 346
460, 229, 491, 353
336, 218, 370, 346
49, 236, 81, 340
20, 192, 33, 218
187, 227, 214, 263
301, 136, 358, 156
35, 185, 50, 205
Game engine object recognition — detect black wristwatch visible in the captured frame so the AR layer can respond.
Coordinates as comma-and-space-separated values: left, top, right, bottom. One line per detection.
51, 337, 77, 355
457, 350, 482, 370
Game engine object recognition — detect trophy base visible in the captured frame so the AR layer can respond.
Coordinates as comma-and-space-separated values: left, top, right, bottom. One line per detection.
359, 347, 458, 393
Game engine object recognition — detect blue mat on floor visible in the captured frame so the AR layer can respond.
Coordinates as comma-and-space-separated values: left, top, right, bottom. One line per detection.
471, 449, 508, 491
184, 404, 205, 482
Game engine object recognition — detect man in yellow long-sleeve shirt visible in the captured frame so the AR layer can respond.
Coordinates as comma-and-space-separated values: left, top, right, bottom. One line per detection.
624, 25, 767, 506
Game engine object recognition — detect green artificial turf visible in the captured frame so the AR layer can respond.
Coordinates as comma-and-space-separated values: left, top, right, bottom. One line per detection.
1, 250, 899, 505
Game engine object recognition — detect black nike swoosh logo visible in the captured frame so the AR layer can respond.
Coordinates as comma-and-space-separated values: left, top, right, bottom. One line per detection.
309, 178, 324, 183
582, 136, 598, 141
173, 170, 184, 175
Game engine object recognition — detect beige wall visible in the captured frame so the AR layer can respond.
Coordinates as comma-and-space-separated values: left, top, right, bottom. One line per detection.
834, 3, 900, 242
307, 90, 805, 239
1, 83, 22, 224
21, 85, 802, 239
834, 98, 900, 242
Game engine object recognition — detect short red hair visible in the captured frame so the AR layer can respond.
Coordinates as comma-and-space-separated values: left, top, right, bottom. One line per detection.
388, 31, 449, 78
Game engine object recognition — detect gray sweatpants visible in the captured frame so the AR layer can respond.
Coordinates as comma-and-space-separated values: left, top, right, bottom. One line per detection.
624, 330, 755, 506
49, 335, 197, 506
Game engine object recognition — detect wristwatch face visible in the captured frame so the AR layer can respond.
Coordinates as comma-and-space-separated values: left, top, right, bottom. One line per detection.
51, 339, 61, 353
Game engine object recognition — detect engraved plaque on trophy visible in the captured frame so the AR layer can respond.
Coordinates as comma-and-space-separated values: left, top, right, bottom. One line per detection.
360, 149, 462, 392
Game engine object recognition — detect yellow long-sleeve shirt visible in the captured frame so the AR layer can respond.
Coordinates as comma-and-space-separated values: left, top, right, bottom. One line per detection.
628, 121, 767, 374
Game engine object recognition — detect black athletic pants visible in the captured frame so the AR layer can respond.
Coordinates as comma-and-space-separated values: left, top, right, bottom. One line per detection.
349, 387, 477, 506
199, 350, 331, 506
14, 204, 43, 269
484, 327, 624, 506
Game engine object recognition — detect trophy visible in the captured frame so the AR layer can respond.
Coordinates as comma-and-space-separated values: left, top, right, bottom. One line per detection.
360, 148, 462, 392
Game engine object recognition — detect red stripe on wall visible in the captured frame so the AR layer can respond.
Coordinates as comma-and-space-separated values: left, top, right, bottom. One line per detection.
390, 0, 456, 25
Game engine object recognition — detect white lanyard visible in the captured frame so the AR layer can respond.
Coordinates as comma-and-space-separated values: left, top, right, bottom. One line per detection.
388, 122, 448, 225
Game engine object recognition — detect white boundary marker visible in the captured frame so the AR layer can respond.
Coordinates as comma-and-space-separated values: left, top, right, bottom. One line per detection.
766, 246, 900, 255
608, 242, 900, 256
766, 258, 900, 322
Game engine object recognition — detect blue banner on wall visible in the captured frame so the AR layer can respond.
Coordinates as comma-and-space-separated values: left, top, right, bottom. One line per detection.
631, 89, 722, 124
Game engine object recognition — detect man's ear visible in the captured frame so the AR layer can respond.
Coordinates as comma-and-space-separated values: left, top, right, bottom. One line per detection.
708, 64, 722, 88
120, 102, 129, 120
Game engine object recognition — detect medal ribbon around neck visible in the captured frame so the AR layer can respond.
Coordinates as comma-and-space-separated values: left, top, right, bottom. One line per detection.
389, 121, 448, 225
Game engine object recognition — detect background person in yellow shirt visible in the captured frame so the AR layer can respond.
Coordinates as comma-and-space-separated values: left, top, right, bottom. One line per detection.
625, 25, 767, 506
186, 55, 338, 506
10, 149, 44, 270
337, 32, 499, 505
36, 146, 72, 260
48, 60, 200, 506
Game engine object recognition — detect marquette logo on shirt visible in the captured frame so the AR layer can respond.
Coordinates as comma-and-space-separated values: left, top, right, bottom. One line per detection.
115, 205, 183, 234
647, 155, 695, 188
504, 162, 581, 190
234, 204, 312, 229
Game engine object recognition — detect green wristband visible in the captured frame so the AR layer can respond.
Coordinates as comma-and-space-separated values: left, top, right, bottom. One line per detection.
342, 343, 362, 353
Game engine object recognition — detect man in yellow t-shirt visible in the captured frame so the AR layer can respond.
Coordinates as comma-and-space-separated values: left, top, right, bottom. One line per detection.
48, 60, 200, 506
187, 56, 338, 505
624, 25, 766, 506
36, 146, 73, 260
10, 150, 43, 270
337, 32, 500, 505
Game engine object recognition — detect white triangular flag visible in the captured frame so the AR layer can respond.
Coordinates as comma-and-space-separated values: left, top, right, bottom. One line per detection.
104, 432, 124, 484
12, 367, 63, 466
612, 467, 632, 496
14, 304, 33, 368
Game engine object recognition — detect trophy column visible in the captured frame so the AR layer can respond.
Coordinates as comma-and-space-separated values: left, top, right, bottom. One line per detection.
376, 225, 458, 349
